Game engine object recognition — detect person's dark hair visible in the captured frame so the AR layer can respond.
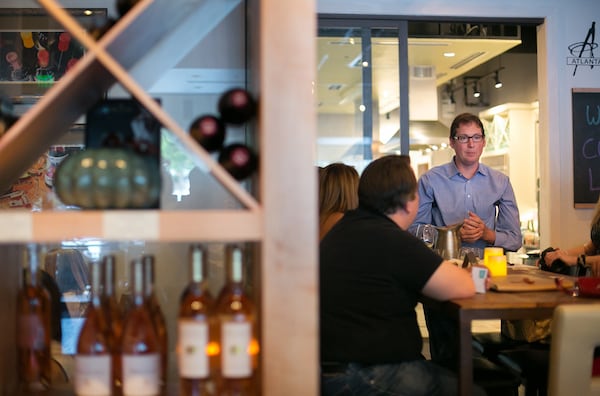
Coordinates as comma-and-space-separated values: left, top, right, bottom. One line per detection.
449, 112, 485, 139
358, 155, 416, 215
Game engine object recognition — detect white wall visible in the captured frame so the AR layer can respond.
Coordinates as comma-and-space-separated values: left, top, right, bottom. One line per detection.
318, 0, 600, 250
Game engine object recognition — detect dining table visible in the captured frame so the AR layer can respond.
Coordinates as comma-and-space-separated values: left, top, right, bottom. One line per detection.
437, 265, 600, 396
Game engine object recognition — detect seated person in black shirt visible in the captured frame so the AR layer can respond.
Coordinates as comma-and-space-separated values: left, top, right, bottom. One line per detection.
320, 155, 485, 396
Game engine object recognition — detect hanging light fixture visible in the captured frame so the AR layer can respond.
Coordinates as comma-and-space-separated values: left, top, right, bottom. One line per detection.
473, 81, 481, 98
494, 70, 503, 89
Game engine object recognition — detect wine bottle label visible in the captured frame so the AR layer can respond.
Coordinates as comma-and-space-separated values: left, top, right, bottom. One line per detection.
221, 322, 252, 378
74, 355, 111, 396
178, 320, 209, 378
122, 354, 160, 396
17, 314, 47, 350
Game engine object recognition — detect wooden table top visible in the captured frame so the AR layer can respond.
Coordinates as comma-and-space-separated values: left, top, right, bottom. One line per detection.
444, 266, 600, 319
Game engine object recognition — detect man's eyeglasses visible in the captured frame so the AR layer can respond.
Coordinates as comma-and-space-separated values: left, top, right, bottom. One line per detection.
452, 134, 484, 143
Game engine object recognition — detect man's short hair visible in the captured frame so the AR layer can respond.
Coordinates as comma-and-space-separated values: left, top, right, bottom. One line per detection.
449, 113, 485, 139
358, 155, 416, 215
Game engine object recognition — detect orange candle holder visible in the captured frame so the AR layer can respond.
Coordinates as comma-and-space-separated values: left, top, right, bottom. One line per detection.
484, 247, 503, 265
486, 254, 508, 277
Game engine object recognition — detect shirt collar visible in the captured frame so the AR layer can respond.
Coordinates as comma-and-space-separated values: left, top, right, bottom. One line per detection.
444, 156, 488, 178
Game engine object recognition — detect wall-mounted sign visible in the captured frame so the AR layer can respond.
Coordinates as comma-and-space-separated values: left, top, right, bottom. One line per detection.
568, 21, 598, 77
572, 88, 600, 208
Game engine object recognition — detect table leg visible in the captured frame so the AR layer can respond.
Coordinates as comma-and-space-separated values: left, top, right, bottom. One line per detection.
458, 312, 473, 396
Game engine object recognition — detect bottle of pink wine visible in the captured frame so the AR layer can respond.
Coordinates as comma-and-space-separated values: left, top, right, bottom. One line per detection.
178, 244, 217, 395
215, 244, 258, 396
100, 255, 123, 392
120, 258, 160, 396
75, 261, 112, 395
142, 254, 168, 390
16, 244, 52, 393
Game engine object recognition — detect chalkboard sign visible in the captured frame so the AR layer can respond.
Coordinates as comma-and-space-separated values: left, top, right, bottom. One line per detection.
572, 89, 600, 208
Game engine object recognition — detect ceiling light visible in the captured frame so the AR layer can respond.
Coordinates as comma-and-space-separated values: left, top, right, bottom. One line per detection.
443, 52, 456, 57
494, 71, 503, 89
473, 83, 481, 98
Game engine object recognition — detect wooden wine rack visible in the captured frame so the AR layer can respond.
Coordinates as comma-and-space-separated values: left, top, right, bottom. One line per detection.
0, 0, 319, 395
0, 0, 259, 241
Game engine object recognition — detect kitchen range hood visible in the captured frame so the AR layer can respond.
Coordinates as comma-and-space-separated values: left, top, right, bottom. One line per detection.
381, 120, 451, 152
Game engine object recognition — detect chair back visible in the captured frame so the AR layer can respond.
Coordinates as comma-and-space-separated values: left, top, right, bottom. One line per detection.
548, 304, 600, 396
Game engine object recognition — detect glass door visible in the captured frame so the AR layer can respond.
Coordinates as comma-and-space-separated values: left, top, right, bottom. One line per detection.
316, 23, 406, 173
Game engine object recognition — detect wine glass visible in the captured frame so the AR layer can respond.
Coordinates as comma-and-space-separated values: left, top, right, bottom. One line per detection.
419, 224, 436, 249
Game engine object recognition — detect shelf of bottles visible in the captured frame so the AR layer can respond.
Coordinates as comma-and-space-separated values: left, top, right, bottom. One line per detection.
15, 241, 259, 395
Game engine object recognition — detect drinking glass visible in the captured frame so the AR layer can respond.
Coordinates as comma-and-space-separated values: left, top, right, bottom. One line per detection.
459, 247, 483, 260
418, 224, 436, 249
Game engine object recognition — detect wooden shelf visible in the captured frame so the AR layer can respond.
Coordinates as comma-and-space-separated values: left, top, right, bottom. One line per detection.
0, 209, 262, 242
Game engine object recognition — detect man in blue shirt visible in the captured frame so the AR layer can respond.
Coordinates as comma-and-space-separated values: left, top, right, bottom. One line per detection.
412, 113, 522, 252
413, 112, 522, 369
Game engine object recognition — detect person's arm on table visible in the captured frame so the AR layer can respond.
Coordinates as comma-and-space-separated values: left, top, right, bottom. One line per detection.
421, 261, 476, 301
545, 241, 600, 274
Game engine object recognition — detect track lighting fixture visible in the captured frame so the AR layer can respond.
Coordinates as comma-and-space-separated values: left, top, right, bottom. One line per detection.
494, 70, 503, 89
473, 82, 481, 98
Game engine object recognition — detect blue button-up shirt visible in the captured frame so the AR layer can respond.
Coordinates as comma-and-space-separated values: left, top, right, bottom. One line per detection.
412, 158, 522, 252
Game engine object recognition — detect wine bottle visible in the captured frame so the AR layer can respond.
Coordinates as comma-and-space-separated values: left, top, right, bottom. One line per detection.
189, 114, 226, 152
16, 244, 52, 393
75, 261, 112, 396
215, 245, 258, 396
217, 88, 257, 125
120, 259, 160, 396
142, 254, 168, 389
218, 143, 258, 181
100, 255, 123, 392
178, 244, 217, 396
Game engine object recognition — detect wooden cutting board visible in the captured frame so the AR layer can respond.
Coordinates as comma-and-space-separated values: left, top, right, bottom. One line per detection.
490, 273, 567, 292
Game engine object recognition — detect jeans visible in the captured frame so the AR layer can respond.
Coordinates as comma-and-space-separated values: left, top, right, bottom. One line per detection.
321, 360, 487, 396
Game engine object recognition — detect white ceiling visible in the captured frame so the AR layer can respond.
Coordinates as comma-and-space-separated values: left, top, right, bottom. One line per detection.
317, 36, 522, 114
